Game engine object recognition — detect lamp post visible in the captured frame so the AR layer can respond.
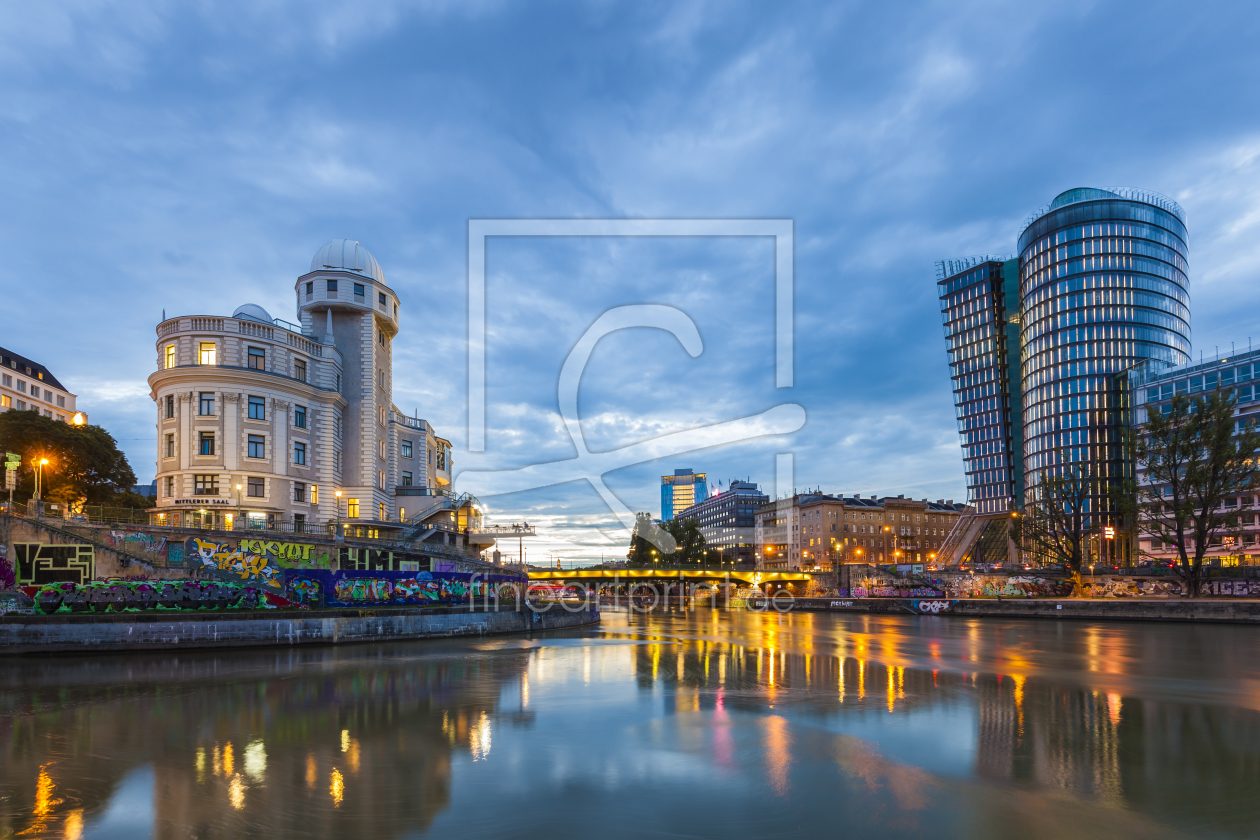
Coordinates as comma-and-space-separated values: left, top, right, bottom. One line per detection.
235, 483, 242, 531
335, 490, 343, 539
34, 457, 49, 502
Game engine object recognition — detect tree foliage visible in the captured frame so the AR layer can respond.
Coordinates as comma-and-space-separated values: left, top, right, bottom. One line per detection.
1016, 454, 1103, 590
1122, 390, 1260, 597
626, 514, 708, 566
0, 410, 138, 508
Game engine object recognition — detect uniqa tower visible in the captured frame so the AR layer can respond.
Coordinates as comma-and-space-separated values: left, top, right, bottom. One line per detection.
939, 188, 1190, 561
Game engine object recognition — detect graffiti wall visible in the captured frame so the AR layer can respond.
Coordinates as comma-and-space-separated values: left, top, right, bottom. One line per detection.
12, 543, 95, 586
283, 570, 524, 609
186, 538, 285, 591
109, 530, 168, 557
337, 546, 429, 573
23, 580, 299, 614
936, 576, 1076, 599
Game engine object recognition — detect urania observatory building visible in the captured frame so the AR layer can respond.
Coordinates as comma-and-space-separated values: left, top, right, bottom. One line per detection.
938, 187, 1191, 563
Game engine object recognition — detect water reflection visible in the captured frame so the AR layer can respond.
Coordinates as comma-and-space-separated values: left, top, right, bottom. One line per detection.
1, 610, 1259, 838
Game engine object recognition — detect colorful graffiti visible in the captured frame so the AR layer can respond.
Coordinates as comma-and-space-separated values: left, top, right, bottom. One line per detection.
239, 539, 331, 568
186, 538, 284, 590
26, 580, 299, 614
0, 551, 15, 589
109, 530, 168, 556
850, 586, 945, 598
938, 576, 1075, 599
1202, 580, 1260, 596
286, 570, 525, 608
13, 543, 94, 585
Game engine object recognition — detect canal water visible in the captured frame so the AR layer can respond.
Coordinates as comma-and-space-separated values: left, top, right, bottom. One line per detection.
3, 608, 1260, 839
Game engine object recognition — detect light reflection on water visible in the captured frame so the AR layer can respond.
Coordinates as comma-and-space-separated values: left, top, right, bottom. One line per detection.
2, 608, 1260, 838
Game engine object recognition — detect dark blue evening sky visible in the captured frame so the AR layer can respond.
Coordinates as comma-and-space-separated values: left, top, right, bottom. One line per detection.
3, 1, 1260, 562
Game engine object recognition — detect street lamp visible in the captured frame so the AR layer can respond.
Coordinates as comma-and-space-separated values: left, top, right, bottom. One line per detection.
335, 490, 343, 538
235, 483, 242, 531
34, 458, 49, 506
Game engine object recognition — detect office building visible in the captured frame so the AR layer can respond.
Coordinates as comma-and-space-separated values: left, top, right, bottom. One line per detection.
661, 468, 707, 520
1129, 347, 1260, 564
147, 239, 452, 531
674, 479, 768, 564
0, 347, 87, 425
940, 187, 1191, 559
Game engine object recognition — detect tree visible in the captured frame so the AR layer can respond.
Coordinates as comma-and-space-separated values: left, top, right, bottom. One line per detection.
1122, 390, 1260, 598
1017, 455, 1104, 593
625, 513, 706, 566
0, 410, 137, 508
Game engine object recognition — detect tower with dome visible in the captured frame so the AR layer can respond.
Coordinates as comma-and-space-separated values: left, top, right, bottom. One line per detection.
147, 240, 453, 534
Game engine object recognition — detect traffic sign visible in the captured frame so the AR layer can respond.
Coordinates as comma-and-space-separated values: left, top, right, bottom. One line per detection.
4, 453, 18, 463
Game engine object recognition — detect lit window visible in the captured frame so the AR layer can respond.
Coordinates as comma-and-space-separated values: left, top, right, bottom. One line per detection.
248, 435, 265, 459
199, 432, 214, 456
379, 502, 386, 520
311, 485, 319, 504
247, 476, 264, 497
248, 396, 265, 420
0, 396, 8, 408
247, 346, 266, 370
199, 342, 216, 365
165, 345, 175, 369
294, 405, 306, 428
294, 441, 306, 465
199, 392, 215, 416
347, 498, 359, 518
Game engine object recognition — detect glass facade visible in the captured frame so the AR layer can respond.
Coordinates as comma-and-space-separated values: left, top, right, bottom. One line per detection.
661, 469, 708, 520
938, 257, 1022, 514
1017, 188, 1190, 526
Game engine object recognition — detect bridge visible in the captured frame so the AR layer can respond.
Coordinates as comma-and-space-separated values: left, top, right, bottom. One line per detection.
526, 568, 812, 585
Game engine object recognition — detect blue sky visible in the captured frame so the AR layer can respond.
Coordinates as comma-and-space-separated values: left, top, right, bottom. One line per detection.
4, 1, 1260, 564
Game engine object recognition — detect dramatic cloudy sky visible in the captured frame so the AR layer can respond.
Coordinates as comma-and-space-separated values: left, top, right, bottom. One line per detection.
4, 0, 1260, 565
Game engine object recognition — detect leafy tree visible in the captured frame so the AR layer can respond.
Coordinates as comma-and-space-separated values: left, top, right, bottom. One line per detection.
625, 513, 707, 566
0, 410, 137, 508
1122, 390, 1260, 598
1016, 455, 1103, 593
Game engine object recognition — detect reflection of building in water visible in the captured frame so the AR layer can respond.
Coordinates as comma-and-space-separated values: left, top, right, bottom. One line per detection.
0, 645, 530, 839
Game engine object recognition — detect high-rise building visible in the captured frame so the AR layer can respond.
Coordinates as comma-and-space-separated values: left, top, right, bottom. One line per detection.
660, 468, 706, 520
937, 257, 1022, 515
940, 187, 1190, 560
675, 479, 768, 564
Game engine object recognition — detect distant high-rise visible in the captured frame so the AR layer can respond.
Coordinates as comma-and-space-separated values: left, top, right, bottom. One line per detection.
940, 187, 1190, 559
661, 469, 707, 520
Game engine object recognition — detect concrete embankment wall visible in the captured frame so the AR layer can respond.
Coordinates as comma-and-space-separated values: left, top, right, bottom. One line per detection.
772, 597, 1260, 624
0, 605, 599, 655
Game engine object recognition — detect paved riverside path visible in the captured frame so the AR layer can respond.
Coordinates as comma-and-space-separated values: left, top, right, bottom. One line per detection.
0, 603, 600, 654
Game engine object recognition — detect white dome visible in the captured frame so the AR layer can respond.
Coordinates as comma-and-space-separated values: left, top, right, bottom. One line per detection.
232, 303, 273, 324
310, 239, 385, 282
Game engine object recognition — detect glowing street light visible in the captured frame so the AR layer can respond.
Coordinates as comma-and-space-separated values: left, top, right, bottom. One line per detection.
34, 457, 50, 503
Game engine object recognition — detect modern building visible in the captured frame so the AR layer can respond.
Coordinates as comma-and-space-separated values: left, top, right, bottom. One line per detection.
939, 187, 1191, 562
1128, 347, 1260, 565
937, 257, 1022, 515
0, 347, 87, 425
755, 492, 965, 571
674, 479, 767, 564
661, 468, 707, 520
147, 240, 452, 533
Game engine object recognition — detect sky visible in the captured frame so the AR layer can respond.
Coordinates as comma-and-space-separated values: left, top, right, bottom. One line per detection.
4, 0, 1260, 565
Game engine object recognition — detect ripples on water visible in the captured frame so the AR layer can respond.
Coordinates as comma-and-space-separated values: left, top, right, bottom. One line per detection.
2, 608, 1260, 839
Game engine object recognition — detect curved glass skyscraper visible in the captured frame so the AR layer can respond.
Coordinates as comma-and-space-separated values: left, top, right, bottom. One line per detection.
1017, 187, 1190, 524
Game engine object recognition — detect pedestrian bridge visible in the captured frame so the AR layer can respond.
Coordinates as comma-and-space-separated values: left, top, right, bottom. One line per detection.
526, 569, 813, 585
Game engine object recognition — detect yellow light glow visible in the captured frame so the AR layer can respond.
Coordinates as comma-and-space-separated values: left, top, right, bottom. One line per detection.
71, 413, 85, 425
39, 458, 49, 465
330, 768, 344, 807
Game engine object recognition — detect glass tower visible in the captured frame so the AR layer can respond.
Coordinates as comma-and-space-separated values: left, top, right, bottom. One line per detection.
1017, 187, 1190, 529
661, 469, 707, 520
938, 257, 1023, 514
